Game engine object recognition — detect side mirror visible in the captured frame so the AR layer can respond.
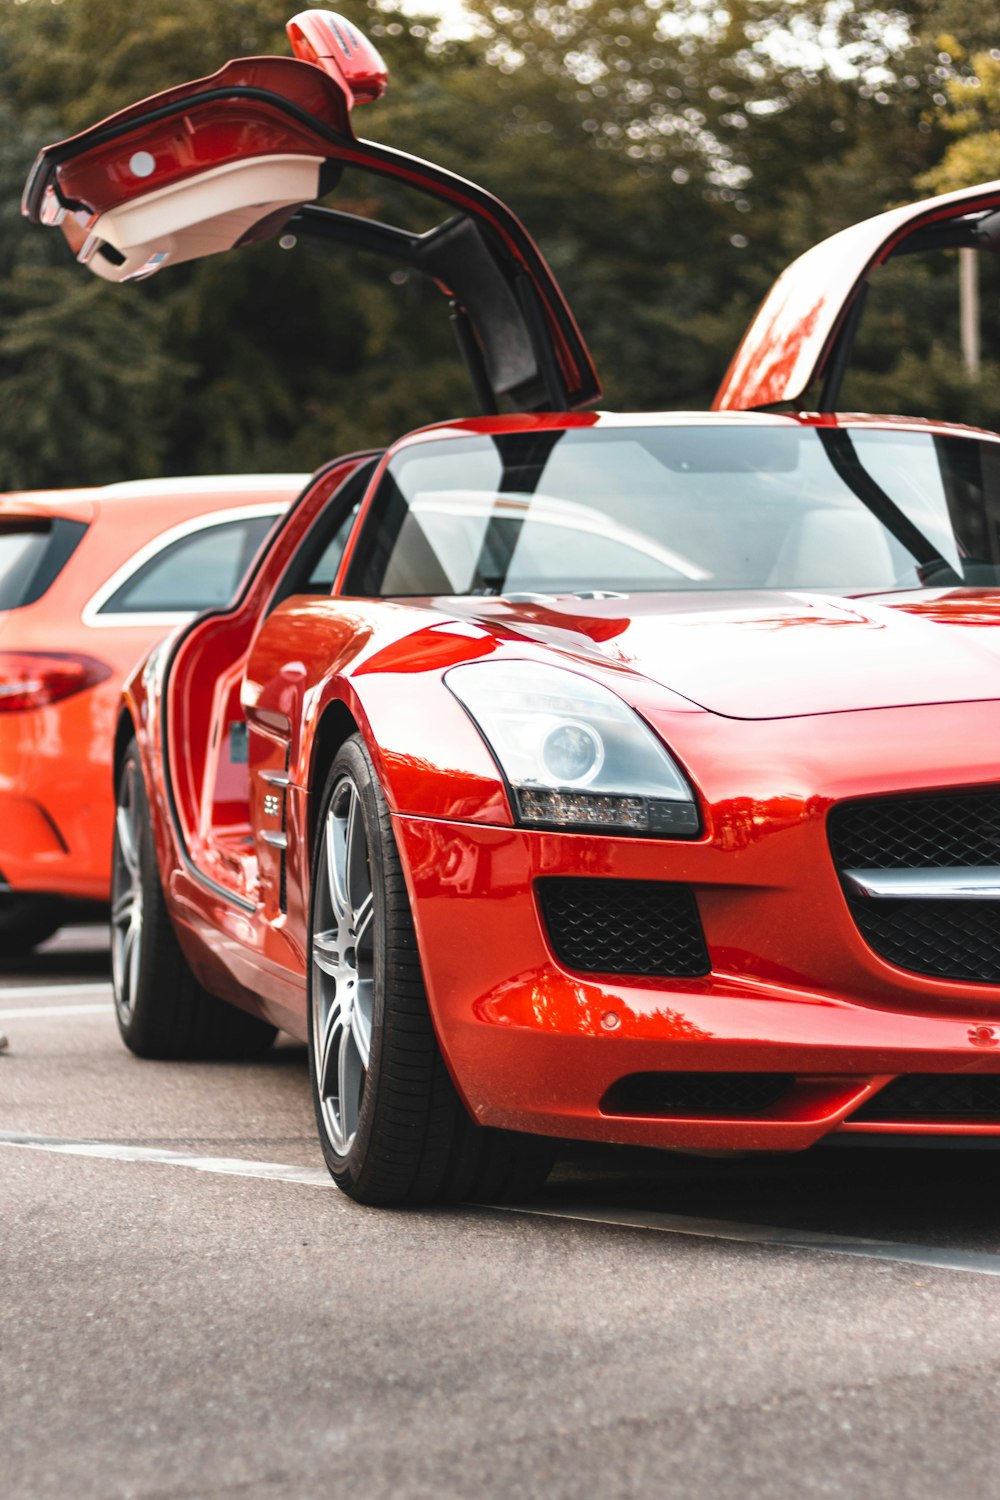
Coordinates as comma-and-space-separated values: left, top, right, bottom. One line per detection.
286, 10, 388, 108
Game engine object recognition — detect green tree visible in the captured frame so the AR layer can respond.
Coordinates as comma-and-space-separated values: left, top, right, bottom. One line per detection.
2, 0, 998, 487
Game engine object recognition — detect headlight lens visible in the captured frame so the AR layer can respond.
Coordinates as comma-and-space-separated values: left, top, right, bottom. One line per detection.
446, 660, 700, 836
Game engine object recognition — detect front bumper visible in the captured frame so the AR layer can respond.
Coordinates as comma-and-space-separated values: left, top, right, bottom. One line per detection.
395, 812, 1000, 1152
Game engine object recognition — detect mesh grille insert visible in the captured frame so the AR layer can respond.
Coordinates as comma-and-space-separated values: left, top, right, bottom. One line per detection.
536, 877, 709, 978
603, 1072, 792, 1118
854, 1074, 1000, 1122
829, 790, 1000, 869
850, 897, 1000, 983
829, 791, 1000, 983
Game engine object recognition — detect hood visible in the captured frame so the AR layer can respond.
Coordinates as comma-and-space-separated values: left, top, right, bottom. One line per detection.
451, 589, 1000, 720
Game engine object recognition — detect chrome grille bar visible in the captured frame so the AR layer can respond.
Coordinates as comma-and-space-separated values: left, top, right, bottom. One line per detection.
843, 867, 1000, 900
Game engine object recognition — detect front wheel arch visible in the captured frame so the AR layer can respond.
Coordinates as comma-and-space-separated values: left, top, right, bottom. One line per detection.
113, 707, 138, 793
307, 698, 362, 850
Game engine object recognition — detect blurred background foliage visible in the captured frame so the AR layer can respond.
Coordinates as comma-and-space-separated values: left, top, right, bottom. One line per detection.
0, 0, 998, 487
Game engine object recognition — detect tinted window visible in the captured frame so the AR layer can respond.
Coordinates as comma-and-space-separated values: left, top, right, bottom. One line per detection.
303, 506, 359, 593
266, 456, 381, 616
349, 426, 1000, 597
98, 514, 277, 615
0, 519, 88, 610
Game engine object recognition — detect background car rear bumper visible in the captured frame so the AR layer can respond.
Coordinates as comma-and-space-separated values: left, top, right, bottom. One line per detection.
0, 691, 117, 901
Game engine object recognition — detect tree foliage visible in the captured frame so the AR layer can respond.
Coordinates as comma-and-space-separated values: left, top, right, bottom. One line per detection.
0, 0, 995, 487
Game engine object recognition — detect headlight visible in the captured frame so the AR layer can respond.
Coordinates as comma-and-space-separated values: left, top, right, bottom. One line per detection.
446, 660, 700, 837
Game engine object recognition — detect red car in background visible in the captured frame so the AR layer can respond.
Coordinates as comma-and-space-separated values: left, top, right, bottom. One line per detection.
25, 10, 1000, 1205
0, 474, 304, 954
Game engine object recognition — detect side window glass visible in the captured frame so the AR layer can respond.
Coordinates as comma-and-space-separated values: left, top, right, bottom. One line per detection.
265, 456, 381, 616
97, 514, 276, 615
303, 505, 360, 593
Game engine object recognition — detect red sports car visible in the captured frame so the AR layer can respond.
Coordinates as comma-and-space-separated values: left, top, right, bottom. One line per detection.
26, 11, 1000, 1204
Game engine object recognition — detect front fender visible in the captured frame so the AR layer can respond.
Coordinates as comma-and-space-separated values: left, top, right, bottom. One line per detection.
250, 599, 516, 826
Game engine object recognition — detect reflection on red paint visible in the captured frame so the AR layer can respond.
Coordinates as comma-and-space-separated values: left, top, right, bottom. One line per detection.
892, 592, 1000, 627
355, 625, 498, 675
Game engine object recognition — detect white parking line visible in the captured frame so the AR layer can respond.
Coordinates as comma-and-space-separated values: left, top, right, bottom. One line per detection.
493, 1203, 1000, 1277
0, 1134, 334, 1187
0, 983, 111, 1000
0, 1004, 110, 1020
2, 1130, 1000, 1277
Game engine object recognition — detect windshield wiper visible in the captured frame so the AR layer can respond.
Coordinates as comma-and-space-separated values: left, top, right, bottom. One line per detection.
816, 428, 962, 587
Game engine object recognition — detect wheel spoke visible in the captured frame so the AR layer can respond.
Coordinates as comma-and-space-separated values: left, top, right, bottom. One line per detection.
326, 806, 348, 921
351, 981, 373, 1068
338, 1023, 365, 1145
112, 889, 135, 925
352, 891, 374, 954
115, 804, 138, 878
344, 792, 370, 915
312, 928, 341, 978
127, 933, 141, 1012
319, 997, 344, 1099
121, 922, 138, 1011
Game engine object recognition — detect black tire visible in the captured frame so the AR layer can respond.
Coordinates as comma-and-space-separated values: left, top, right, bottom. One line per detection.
112, 739, 277, 1061
0, 894, 63, 957
308, 734, 554, 1206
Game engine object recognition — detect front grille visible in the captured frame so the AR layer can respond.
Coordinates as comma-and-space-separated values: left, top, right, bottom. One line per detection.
853, 1074, 1000, 1122
602, 1072, 791, 1118
536, 877, 709, 978
829, 792, 1000, 983
829, 790, 1000, 869
850, 897, 1000, 983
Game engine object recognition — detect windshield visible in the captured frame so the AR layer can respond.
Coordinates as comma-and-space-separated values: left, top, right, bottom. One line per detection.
348, 425, 1000, 598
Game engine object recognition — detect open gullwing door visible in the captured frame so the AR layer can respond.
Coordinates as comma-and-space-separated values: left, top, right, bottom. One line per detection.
714, 180, 1000, 413
23, 9, 600, 415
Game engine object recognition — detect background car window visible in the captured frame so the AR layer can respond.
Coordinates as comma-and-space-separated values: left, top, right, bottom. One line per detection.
0, 518, 88, 609
97, 514, 277, 615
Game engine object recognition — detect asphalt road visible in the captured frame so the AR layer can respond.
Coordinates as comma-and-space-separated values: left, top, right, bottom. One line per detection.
6, 929, 1000, 1499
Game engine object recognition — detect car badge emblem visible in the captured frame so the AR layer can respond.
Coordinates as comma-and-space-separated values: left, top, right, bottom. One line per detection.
968, 1024, 999, 1048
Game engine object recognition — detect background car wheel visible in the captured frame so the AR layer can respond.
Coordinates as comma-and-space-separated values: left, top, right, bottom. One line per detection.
112, 740, 277, 1060
0, 893, 63, 957
308, 734, 554, 1207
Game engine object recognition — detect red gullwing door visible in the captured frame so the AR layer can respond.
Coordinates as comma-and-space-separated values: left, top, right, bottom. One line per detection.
714, 179, 1000, 412
22, 9, 600, 416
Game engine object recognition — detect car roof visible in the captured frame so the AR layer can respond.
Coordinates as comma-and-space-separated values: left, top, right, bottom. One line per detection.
0, 473, 309, 524
390, 409, 1000, 450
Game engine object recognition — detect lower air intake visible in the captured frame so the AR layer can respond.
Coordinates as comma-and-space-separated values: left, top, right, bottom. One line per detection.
602, 1072, 793, 1118
536, 876, 710, 978
853, 1074, 1000, 1122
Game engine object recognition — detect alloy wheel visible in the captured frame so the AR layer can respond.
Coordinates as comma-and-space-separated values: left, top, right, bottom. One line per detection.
312, 775, 375, 1156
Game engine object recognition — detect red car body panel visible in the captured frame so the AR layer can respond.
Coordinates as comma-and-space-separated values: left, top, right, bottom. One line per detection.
714, 179, 1000, 412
